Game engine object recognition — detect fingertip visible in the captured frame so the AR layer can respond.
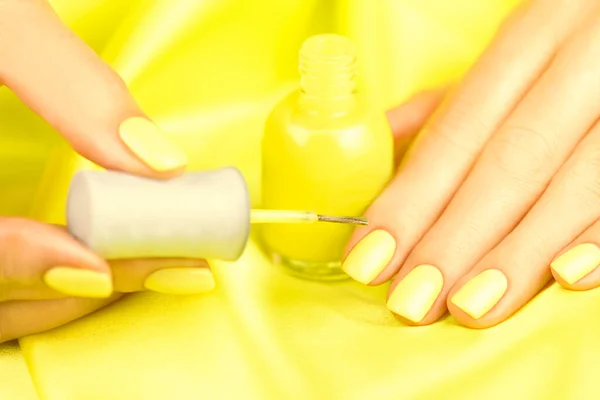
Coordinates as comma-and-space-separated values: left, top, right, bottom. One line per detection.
389, 307, 446, 327
342, 185, 409, 285
552, 266, 600, 291
43, 267, 112, 298
0, 219, 113, 299
143, 267, 215, 296
447, 293, 499, 329
111, 258, 213, 295
550, 243, 600, 291
0, 1, 188, 180
41, 227, 114, 298
70, 113, 188, 181
41, 223, 111, 272
385, 264, 445, 325
342, 228, 398, 285
117, 117, 188, 175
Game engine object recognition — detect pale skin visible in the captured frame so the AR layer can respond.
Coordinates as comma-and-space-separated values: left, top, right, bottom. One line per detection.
346, 0, 600, 328
1, 0, 598, 343
0, 0, 209, 343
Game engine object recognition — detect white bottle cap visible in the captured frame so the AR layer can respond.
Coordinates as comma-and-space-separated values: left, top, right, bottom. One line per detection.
66, 167, 251, 261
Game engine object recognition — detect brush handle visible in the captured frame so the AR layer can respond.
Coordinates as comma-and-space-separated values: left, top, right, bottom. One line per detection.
66, 167, 251, 261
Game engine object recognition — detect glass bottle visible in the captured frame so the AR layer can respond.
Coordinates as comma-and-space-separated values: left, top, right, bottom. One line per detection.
260, 34, 394, 281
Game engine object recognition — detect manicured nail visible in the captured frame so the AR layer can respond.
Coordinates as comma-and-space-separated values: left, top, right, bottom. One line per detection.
342, 230, 396, 284
551, 243, 600, 284
43, 267, 112, 298
386, 264, 443, 323
451, 269, 507, 319
144, 268, 215, 295
119, 117, 188, 171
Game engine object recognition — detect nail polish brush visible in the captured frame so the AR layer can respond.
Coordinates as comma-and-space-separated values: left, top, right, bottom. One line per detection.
66, 167, 367, 261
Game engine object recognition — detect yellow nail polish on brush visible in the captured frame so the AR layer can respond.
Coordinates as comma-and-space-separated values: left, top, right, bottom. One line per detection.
342, 230, 396, 284
551, 243, 600, 284
451, 269, 507, 319
386, 264, 443, 323
44, 267, 112, 298
144, 268, 215, 295
119, 117, 188, 171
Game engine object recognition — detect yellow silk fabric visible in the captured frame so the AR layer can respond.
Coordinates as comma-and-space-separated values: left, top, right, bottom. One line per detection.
4, 0, 598, 399
0, 342, 37, 399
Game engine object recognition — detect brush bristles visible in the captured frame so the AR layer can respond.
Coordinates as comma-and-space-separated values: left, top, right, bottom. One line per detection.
316, 215, 368, 225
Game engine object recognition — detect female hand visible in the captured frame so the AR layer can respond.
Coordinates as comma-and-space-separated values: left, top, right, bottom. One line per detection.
343, 0, 600, 328
0, 0, 213, 343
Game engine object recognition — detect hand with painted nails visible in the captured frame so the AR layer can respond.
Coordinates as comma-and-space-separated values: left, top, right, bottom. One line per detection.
343, 0, 600, 328
0, 0, 215, 343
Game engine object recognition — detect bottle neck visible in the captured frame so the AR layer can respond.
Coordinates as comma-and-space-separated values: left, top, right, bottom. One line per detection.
298, 34, 358, 116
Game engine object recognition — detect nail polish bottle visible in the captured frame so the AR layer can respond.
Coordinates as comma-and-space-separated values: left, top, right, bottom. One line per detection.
260, 34, 394, 281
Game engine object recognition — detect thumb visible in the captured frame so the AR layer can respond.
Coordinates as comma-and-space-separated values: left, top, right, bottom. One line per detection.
0, 217, 113, 301
0, 0, 187, 178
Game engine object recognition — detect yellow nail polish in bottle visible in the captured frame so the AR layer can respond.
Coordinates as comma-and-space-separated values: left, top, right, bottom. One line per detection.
260, 34, 394, 281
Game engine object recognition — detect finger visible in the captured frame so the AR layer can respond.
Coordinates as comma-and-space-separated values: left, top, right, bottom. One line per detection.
385, 8, 600, 325
550, 222, 600, 291
111, 258, 215, 295
386, 88, 447, 164
0, 0, 187, 178
448, 120, 600, 328
342, 0, 594, 287
0, 217, 112, 301
0, 294, 121, 343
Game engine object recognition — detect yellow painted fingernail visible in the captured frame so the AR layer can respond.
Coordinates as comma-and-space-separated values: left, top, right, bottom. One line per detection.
386, 264, 443, 323
342, 230, 396, 284
43, 267, 112, 298
451, 269, 507, 319
144, 268, 215, 295
119, 117, 188, 171
551, 243, 600, 284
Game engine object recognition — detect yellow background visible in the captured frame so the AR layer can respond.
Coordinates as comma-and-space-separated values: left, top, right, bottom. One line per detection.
3, 1, 599, 399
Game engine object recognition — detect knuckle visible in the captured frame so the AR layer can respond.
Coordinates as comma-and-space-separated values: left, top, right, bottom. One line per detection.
409, 219, 486, 278
566, 145, 600, 201
491, 126, 555, 185
495, 234, 547, 275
